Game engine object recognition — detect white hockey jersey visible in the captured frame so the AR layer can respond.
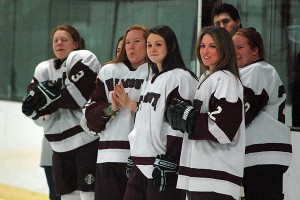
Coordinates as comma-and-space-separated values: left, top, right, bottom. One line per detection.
239, 60, 292, 168
30, 50, 101, 152
84, 62, 148, 164
128, 68, 198, 178
177, 70, 245, 200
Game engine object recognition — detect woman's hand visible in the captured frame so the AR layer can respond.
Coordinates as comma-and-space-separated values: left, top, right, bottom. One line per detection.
113, 83, 130, 108
113, 83, 137, 112
111, 87, 121, 111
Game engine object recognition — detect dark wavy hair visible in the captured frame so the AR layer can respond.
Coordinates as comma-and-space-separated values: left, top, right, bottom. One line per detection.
211, 3, 242, 28
148, 25, 197, 79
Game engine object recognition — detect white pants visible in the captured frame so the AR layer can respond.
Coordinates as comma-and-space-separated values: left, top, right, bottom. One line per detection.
61, 190, 94, 200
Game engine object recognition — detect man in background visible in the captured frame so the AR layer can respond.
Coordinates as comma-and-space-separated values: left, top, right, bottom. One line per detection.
211, 3, 242, 35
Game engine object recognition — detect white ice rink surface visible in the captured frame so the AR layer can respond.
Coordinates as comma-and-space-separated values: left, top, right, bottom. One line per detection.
0, 100, 300, 199
0, 100, 48, 195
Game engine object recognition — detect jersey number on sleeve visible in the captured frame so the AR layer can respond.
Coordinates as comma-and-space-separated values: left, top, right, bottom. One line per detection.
71, 70, 84, 82
208, 106, 222, 121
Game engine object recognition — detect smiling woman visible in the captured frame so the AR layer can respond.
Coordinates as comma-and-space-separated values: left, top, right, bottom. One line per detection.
199, 34, 219, 72
167, 26, 244, 200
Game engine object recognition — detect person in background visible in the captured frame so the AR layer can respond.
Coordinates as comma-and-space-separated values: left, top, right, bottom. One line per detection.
233, 28, 292, 200
81, 25, 149, 200
116, 36, 124, 57
120, 25, 198, 200
211, 3, 242, 35
34, 114, 61, 200
22, 24, 101, 200
167, 26, 245, 200
41, 137, 61, 200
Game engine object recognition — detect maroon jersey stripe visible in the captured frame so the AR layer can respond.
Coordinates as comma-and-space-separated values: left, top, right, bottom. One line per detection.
45, 125, 84, 141
131, 156, 156, 165
98, 141, 130, 150
166, 135, 183, 163
179, 166, 242, 186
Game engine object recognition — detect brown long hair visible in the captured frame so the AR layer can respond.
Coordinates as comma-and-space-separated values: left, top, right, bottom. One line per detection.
196, 26, 239, 78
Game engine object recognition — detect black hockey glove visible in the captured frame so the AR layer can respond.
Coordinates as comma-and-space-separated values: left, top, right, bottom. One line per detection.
152, 154, 178, 192
167, 98, 197, 134
22, 81, 61, 119
126, 156, 134, 178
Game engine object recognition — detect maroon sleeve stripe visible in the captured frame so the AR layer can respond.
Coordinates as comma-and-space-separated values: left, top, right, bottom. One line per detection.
244, 87, 269, 125
189, 113, 218, 142
190, 95, 243, 143
245, 143, 292, 154
85, 79, 110, 133
208, 94, 243, 142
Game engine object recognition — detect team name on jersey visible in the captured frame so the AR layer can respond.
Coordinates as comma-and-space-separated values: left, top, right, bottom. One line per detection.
138, 92, 161, 111
50, 72, 67, 89
105, 78, 144, 92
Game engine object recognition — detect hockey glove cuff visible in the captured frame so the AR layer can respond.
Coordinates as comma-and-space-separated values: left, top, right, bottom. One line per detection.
167, 98, 197, 134
126, 156, 134, 178
152, 154, 178, 192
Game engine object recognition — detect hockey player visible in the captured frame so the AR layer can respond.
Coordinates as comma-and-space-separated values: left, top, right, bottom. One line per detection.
167, 26, 245, 200
120, 25, 198, 200
22, 25, 101, 200
81, 25, 149, 200
233, 28, 292, 200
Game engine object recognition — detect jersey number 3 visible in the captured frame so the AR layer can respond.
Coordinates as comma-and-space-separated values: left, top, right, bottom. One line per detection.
71, 70, 84, 82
